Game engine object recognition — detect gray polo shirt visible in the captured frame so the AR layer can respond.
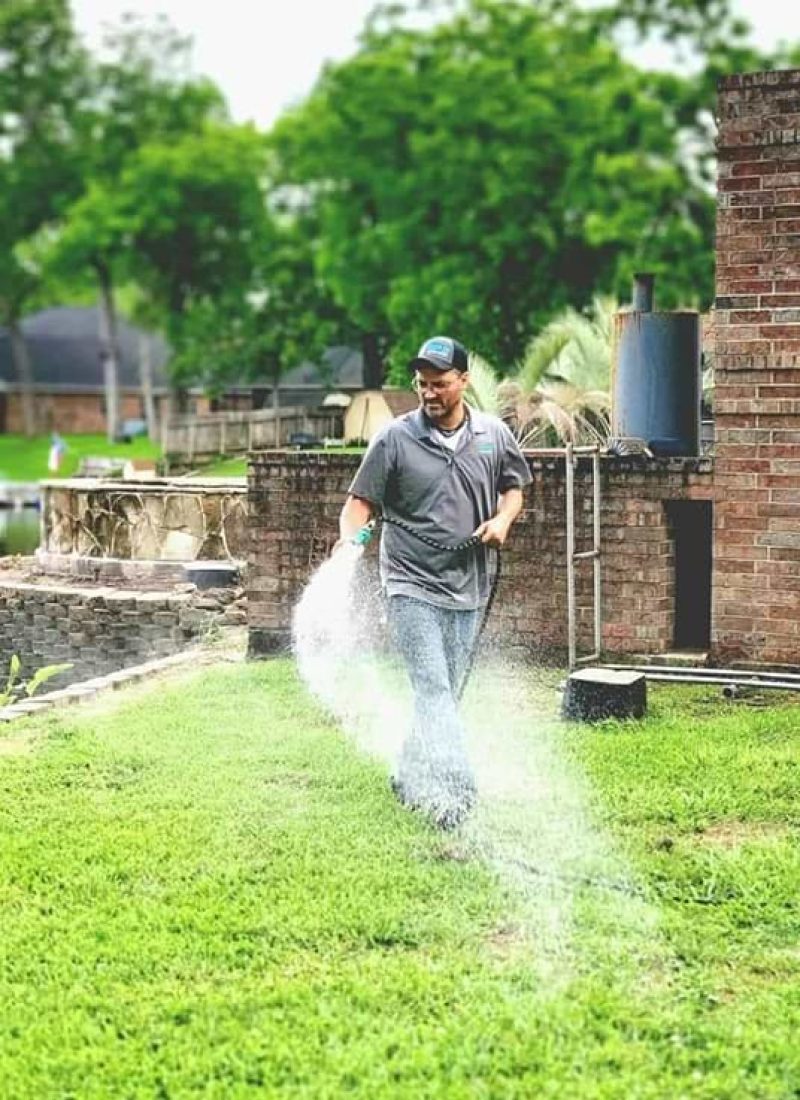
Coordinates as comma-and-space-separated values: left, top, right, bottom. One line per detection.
348, 407, 532, 609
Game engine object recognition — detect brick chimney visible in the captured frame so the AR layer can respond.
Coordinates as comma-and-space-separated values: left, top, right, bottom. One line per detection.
714, 71, 800, 665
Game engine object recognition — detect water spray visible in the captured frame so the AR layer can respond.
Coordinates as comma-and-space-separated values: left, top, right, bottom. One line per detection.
292, 522, 653, 964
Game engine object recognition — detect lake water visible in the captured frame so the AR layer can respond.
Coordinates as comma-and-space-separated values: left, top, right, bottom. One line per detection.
0, 507, 41, 555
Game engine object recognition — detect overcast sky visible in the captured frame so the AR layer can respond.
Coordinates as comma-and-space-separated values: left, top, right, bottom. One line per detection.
70, 0, 795, 131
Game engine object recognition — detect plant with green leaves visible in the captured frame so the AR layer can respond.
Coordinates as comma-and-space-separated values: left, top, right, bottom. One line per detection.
0, 654, 72, 709
514, 296, 614, 447
466, 297, 615, 447
40, 16, 227, 442
0, 0, 89, 436
267, 0, 794, 385
120, 125, 268, 329
171, 201, 354, 409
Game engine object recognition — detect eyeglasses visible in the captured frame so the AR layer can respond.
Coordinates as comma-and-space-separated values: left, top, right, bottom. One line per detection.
413, 374, 462, 396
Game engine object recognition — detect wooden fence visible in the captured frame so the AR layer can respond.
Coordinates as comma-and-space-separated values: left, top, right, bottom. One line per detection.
163, 407, 344, 461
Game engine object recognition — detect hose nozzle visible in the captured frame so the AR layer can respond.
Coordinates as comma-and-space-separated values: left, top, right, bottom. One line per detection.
351, 520, 375, 546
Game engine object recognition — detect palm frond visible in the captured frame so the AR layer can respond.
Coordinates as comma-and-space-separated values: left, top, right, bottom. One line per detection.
518, 296, 615, 395
515, 381, 611, 448
517, 328, 570, 391
460, 301, 615, 449
465, 351, 502, 415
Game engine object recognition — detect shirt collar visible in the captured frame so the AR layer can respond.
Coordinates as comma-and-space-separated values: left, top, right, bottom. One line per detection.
407, 404, 489, 440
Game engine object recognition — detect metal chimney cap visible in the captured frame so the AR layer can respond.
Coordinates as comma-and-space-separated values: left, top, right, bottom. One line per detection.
632, 273, 655, 312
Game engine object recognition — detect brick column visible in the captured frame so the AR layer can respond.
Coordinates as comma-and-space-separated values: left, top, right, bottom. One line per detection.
713, 71, 800, 666
247, 451, 356, 656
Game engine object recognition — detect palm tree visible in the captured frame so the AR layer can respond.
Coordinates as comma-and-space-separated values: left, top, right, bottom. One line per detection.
466, 297, 615, 448
463, 350, 503, 416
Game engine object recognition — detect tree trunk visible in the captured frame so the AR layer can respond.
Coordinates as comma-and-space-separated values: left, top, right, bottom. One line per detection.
8, 316, 36, 437
361, 332, 384, 389
138, 332, 157, 442
96, 261, 121, 444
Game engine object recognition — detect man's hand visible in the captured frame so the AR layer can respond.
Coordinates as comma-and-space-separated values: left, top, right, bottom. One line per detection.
335, 494, 375, 555
474, 488, 524, 548
473, 514, 513, 547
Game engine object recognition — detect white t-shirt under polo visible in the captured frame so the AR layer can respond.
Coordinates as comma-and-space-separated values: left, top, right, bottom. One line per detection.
431, 423, 468, 451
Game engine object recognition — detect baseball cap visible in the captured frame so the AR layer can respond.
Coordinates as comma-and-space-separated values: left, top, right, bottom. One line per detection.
408, 335, 469, 374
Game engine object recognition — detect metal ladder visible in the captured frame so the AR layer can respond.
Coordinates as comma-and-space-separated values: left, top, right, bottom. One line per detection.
564, 443, 602, 669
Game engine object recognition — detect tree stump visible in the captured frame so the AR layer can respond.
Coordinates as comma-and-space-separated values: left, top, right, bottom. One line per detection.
562, 668, 647, 723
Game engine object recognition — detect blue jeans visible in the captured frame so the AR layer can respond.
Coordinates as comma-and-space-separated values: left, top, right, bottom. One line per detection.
388, 595, 482, 824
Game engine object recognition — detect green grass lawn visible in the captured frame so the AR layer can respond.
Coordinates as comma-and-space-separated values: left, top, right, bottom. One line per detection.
0, 437, 367, 482
196, 455, 248, 477
1, 660, 799, 1097
0, 434, 161, 483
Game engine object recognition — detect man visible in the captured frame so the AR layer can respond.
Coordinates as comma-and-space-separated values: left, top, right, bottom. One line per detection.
338, 335, 532, 828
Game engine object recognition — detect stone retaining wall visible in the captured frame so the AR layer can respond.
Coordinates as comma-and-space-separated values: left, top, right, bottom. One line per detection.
39, 478, 248, 562
0, 579, 244, 691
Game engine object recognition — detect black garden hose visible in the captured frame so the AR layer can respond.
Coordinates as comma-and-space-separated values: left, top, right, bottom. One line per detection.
457, 547, 501, 701
381, 513, 483, 554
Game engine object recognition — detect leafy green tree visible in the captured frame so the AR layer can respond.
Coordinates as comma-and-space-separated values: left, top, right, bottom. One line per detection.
82, 14, 225, 184
44, 16, 227, 441
269, 0, 795, 386
0, 257, 38, 434
0, 0, 88, 434
171, 208, 353, 412
43, 182, 135, 441
593, 0, 760, 57
119, 125, 267, 329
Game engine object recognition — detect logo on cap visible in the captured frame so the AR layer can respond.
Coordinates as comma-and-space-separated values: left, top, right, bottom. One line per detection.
421, 337, 454, 363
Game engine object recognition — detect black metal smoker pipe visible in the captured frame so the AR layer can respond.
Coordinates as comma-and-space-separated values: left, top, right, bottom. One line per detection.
632, 272, 655, 312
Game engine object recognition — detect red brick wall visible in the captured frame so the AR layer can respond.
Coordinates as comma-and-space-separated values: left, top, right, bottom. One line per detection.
6, 393, 147, 434
714, 71, 800, 665
247, 451, 712, 660
506, 456, 713, 656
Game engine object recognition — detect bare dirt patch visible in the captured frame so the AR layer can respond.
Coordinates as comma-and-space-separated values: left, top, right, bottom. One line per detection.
0, 732, 37, 756
485, 922, 529, 957
694, 820, 792, 849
